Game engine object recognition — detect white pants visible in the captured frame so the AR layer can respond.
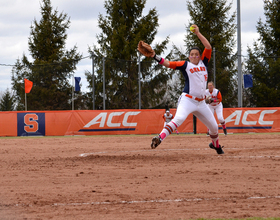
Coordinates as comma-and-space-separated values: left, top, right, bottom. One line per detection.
173, 93, 218, 135
208, 103, 225, 124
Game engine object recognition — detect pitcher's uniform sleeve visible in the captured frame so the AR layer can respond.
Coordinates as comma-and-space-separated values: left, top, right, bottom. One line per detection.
217, 91, 222, 102
201, 48, 212, 67
168, 61, 187, 70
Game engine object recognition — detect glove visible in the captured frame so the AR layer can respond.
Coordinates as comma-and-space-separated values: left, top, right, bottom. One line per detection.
137, 41, 154, 57
205, 95, 214, 104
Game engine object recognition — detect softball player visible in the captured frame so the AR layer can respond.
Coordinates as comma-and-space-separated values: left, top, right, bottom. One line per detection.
163, 110, 179, 134
150, 25, 224, 154
205, 81, 227, 135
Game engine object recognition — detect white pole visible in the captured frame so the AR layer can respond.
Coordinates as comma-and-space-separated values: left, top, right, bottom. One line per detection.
92, 52, 95, 110
237, 0, 243, 107
72, 75, 74, 110
103, 57, 105, 110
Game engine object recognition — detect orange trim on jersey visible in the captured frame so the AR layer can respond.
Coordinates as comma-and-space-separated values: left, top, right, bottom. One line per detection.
217, 91, 222, 102
185, 94, 204, 102
201, 48, 212, 61
168, 61, 185, 70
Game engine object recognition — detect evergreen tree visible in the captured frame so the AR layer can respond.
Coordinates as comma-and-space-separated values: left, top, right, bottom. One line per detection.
0, 89, 15, 111
173, 0, 237, 107
245, 0, 280, 107
11, 0, 82, 110
85, 0, 172, 109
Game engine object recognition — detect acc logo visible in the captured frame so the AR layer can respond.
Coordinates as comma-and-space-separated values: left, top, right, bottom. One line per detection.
17, 113, 45, 136
81, 111, 140, 132
225, 110, 277, 126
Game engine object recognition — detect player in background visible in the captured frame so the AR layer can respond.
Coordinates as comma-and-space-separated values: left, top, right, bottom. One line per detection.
163, 110, 179, 134
139, 24, 224, 154
205, 81, 227, 136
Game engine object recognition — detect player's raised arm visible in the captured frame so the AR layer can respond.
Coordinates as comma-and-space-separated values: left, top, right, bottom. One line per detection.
191, 24, 211, 50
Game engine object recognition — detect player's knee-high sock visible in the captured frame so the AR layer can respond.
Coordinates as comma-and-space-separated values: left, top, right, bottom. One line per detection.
159, 121, 178, 141
221, 121, 226, 129
210, 133, 220, 148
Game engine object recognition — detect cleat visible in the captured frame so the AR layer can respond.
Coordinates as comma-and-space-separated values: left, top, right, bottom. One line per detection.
206, 131, 209, 136
223, 128, 227, 136
209, 143, 224, 155
151, 136, 161, 149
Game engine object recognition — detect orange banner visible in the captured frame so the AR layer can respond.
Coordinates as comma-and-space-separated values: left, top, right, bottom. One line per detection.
0, 108, 279, 137
196, 107, 280, 134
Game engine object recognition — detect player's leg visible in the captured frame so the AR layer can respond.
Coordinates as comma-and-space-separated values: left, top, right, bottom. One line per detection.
194, 102, 224, 154
161, 96, 194, 139
206, 105, 215, 136
151, 95, 195, 148
216, 103, 227, 135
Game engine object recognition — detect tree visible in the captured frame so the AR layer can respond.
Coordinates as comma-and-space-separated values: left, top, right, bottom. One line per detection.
85, 0, 172, 109
0, 89, 15, 111
245, 0, 280, 107
11, 0, 82, 110
172, 0, 237, 107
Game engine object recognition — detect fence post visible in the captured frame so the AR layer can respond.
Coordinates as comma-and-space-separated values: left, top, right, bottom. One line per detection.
193, 115, 197, 134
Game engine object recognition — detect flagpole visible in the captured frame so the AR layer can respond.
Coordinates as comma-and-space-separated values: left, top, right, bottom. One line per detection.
72, 75, 74, 110
25, 93, 27, 111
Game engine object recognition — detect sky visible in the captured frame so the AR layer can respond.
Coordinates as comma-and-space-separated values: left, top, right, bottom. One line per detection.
0, 0, 266, 93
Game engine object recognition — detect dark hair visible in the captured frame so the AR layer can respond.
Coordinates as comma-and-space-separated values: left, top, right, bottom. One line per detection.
189, 46, 202, 55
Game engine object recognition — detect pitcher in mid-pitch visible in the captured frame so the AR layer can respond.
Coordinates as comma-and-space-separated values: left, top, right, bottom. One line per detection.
138, 24, 224, 154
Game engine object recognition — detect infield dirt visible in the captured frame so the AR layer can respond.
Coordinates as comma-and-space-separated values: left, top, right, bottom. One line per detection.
0, 133, 280, 219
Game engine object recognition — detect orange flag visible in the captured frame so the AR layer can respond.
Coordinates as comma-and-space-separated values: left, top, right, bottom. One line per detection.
24, 78, 33, 93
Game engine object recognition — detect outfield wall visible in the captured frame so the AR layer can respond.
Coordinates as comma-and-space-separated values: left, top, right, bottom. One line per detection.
0, 108, 279, 137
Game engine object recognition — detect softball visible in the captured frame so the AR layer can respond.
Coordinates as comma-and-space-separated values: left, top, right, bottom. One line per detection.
190, 25, 195, 33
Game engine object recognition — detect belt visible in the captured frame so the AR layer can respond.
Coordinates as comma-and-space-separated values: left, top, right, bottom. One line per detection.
185, 94, 205, 102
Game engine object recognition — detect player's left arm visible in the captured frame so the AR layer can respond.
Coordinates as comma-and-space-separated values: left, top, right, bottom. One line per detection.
150, 51, 173, 68
217, 91, 222, 102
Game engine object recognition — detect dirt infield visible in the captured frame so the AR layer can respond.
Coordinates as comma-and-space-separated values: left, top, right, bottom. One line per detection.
1, 133, 280, 219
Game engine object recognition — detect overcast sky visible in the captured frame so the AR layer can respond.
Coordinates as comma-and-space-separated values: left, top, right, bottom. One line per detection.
0, 0, 266, 93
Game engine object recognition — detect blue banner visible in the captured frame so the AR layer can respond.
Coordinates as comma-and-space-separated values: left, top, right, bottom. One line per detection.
74, 77, 81, 92
244, 74, 253, 88
17, 113, 45, 136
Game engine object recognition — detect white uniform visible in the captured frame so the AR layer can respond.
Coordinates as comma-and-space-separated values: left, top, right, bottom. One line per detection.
205, 88, 225, 124
159, 48, 220, 148
163, 112, 173, 127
